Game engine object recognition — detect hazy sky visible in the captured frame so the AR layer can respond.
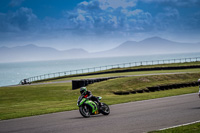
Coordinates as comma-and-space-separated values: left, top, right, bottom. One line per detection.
0, 0, 200, 52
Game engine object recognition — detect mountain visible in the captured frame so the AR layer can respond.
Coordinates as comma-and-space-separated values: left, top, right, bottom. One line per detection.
1, 37, 200, 62
93, 37, 200, 57
0, 44, 89, 62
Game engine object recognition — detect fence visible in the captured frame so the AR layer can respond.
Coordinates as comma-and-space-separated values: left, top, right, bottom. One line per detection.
21, 57, 200, 83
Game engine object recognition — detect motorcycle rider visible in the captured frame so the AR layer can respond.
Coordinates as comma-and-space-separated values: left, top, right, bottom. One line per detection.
80, 87, 102, 107
198, 79, 200, 98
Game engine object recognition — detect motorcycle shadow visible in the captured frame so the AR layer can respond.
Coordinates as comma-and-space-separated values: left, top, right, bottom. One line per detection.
191, 107, 200, 109
70, 114, 106, 120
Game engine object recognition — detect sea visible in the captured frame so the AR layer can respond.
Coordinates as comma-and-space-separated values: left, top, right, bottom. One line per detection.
1, 52, 200, 87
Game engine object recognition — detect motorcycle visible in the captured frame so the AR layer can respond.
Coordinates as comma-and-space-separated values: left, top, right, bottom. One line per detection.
77, 95, 110, 118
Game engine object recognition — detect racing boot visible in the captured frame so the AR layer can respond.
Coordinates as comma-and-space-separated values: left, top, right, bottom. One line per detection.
98, 101, 103, 110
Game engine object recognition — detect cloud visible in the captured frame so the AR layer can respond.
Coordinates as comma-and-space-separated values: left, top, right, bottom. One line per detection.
155, 7, 179, 30
1, 0, 200, 50
141, 0, 200, 6
0, 7, 38, 32
65, 0, 151, 36
179, 11, 200, 32
9, 0, 24, 7
1, 0, 198, 38
99, 0, 137, 9
10, 7, 38, 30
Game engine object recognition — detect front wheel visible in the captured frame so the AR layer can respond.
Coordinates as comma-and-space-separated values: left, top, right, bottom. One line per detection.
100, 103, 110, 115
79, 105, 90, 118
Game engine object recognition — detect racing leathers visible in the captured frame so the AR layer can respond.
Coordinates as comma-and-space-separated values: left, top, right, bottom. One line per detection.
82, 90, 101, 106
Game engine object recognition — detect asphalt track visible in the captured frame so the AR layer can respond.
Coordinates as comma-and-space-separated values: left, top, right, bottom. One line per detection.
0, 93, 200, 133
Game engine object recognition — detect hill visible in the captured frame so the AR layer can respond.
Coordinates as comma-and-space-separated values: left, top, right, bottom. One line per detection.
1, 37, 200, 62
0, 44, 89, 62
93, 37, 200, 57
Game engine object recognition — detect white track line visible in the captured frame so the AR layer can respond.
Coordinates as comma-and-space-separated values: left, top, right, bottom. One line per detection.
159, 120, 200, 131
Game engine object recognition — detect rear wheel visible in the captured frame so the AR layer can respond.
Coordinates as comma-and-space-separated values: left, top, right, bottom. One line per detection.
100, 103, 110, 115
79, 105, 90, 118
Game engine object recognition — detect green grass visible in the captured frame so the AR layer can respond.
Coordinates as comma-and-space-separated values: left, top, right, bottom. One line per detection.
1, 72, 200, 120
87, 72, 200, 93
149, 122, 200, 133
0, 83, 79, 120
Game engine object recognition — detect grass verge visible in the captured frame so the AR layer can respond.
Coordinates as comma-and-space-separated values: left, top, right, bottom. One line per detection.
0, 72, 200, 120
87, 72, 200, 94
149, 122, 200, 133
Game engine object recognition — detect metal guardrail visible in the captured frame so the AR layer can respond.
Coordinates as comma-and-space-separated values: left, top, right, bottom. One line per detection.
20, 57, 200, 84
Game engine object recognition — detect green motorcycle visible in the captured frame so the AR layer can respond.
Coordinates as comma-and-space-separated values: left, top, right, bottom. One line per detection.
77, 95, 110, 118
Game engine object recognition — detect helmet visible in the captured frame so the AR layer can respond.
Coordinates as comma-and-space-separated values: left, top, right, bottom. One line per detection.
80, 87, 87, 95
